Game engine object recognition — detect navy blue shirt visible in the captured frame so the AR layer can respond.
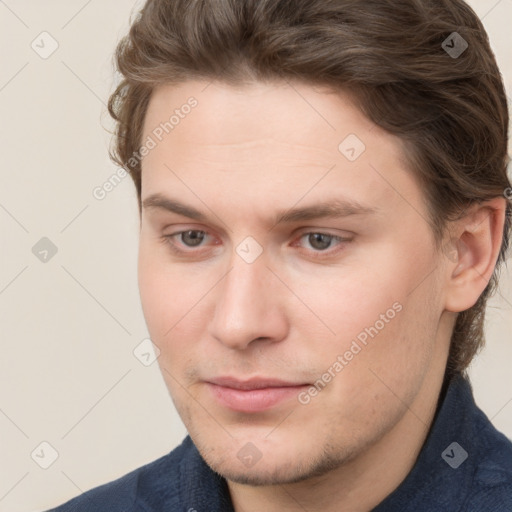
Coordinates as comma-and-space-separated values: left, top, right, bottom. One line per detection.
47, 374, 512, 511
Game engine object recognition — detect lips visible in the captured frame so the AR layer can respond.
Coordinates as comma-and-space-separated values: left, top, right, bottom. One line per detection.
205, 376, 310, 413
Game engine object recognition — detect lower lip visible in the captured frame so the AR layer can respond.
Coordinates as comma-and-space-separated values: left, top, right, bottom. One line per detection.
206, 383, 309, 413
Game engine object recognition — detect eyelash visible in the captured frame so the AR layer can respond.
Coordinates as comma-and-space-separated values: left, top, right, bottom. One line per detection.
160, 229, 351, 260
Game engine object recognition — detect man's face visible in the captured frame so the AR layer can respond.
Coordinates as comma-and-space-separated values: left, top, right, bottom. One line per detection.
138, 80, 451, 484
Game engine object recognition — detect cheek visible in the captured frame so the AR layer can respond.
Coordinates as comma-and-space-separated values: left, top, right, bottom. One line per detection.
138, 243, 187, 342
137, 241, 216, 367
291, 263, 405, 351
342, 295, 440, 419
300, 249, 440, 386
138, 253, 169, 337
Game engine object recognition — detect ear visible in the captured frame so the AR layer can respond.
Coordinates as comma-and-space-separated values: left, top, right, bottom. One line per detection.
443, 196, 507, 313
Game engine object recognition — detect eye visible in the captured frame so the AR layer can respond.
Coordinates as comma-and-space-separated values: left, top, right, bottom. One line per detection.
302, 233, 337, 251
177, 230, 207, 247
299, 232, 346, 250
162, 229, 213, 254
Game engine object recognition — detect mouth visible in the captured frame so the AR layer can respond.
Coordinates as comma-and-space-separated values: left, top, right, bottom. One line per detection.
204, 376, 310, 413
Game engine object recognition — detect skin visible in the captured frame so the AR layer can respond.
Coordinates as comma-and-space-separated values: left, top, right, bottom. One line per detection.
137, 79, 506, 511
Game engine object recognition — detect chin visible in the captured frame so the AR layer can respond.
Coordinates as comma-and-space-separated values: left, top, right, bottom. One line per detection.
196, 436, 359, 486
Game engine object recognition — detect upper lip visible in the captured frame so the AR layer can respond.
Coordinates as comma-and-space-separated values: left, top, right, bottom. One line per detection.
206, 377, 308, 390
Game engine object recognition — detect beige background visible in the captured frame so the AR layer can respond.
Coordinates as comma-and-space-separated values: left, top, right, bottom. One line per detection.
0, 1, 510, 511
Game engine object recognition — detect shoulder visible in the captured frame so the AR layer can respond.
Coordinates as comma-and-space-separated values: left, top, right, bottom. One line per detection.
46, 437, 195, 512
463, 464, 512, 511
462, 408, 512, 511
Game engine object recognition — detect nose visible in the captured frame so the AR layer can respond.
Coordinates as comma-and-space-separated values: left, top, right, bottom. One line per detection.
208, 253, 289, 351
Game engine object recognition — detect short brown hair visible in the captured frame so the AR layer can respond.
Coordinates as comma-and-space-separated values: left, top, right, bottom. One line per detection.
108, 0, 511, 376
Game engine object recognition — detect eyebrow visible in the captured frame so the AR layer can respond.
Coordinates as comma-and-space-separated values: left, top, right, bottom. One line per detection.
142, 193, 378, 226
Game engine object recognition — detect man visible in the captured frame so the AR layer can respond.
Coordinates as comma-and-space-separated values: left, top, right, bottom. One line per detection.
48, 0, 512, 510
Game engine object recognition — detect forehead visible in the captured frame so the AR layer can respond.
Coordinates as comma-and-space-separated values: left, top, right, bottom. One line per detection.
143, 80, 388, 151
139, 80, 425, 227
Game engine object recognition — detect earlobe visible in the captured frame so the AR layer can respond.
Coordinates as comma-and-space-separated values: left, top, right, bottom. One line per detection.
444, 197, 507, 313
